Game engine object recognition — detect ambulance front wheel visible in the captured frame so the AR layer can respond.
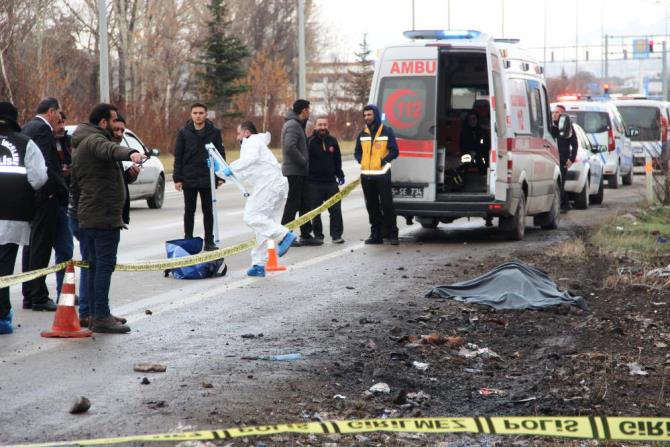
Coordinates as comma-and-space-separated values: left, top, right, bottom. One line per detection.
419, 218, 439, 229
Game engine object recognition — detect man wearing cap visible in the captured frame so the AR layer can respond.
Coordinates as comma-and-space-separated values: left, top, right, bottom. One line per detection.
0, 102, 48, 334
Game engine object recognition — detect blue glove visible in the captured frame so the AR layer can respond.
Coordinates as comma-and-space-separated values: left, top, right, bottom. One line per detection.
222, 166, 233, 177
337, 177, 345, 185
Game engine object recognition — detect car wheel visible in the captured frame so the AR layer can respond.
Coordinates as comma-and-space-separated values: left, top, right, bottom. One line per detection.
147, 175, 165, 209
500, 194, 526, 240
534, 182, 560, 230
574, 179, 590, 209
622, 166, 633, 185
590, 175, 604, 205
419, 220, 439, 229
608, 164, 621, 189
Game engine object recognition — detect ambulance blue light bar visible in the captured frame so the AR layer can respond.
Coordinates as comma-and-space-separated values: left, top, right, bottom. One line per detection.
403, 30, 484, 40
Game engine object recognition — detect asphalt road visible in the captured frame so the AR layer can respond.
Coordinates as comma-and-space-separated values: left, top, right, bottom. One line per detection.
0, 163, 647, 445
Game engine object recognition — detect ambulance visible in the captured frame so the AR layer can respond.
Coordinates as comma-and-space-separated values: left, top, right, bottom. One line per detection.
369, 30, 564, 240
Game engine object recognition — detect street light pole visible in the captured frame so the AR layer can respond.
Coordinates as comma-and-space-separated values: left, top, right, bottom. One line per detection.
298, 0, 306, 99
543, 0, 547, 69
97, 0, 110, 102
575, 0, 579, 90
501, 0, 505, 37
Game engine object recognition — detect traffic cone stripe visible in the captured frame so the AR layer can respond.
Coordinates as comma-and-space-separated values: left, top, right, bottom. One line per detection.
265, 240, 287, 272
41, 261, 92, 339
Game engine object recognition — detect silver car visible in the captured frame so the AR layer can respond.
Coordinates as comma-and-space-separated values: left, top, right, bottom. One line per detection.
564, 124, 605, 209
65, 125, 165, 209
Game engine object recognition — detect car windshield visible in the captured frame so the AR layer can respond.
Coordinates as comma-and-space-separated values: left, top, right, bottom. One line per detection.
569, 111, 609, 133
617, 106, 661, 141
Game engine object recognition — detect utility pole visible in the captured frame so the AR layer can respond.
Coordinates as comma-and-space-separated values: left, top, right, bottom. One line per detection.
604, 34, 609, 80
298, 0, 306, 99
663, 41, 668, 99
97, 0, 110, 102
501, 0, 505, 37
412, 0, 415, 30
575, 1, 579, 90
543, 0, 547, 69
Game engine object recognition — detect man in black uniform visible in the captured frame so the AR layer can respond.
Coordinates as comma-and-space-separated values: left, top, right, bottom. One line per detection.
307, 117, 345, 244
551, 105, 578, 212
0, 102, 48, 333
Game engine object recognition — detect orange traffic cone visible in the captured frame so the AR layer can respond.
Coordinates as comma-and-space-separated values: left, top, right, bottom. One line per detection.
41, 261, 92, 338
265, 240, 287, 272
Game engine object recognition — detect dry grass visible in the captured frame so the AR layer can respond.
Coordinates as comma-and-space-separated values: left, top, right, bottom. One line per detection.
547, 239, 586, 259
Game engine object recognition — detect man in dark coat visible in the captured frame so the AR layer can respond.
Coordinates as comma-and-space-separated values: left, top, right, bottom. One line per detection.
172, 103, 225, 251
21, 97, 67, 311
71, 103, 144, 333
551, 105, 578, 212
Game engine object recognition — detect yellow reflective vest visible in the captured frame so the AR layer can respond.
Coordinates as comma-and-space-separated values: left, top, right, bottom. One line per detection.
359, 124, 390, 171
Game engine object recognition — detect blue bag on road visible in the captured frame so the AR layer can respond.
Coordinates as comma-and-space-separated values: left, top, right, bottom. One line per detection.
165, 237, 226, 279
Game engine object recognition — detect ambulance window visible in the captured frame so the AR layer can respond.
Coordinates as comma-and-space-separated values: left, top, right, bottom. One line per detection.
527, 80, 543, 137
543, 85, 553, 136
508, 78, 531, 134
492, 72, 506, 136
451, 87, 488, 109
378, 76, 436, 140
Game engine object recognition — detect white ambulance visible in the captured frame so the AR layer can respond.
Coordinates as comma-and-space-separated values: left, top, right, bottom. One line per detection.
369, 30, 564, 240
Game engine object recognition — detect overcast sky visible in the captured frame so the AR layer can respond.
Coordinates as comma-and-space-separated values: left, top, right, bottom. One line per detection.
315, 0, 670, 63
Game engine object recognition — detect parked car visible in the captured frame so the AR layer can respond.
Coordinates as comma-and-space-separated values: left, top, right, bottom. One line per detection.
614, 99, 666, 170
65, 125, 165, 209
552, 100, 634, 188
564, 123, 605, 209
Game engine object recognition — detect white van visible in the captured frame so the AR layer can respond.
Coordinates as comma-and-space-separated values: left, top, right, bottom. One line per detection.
614, 99, 666, 168
370, 30, 562, 240
551, 100, 634, 188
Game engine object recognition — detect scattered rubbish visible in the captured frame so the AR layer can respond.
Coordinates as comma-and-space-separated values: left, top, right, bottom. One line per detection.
242, 353, 302, 361
346, 286, 356, 290
426, 260, 588, 311
145, 309, 153, 315
627, 362, 649, 376
141, 377, 151, 385
464, 368, 483, 374
392, 389, 407, 405
616, 226, 625, 232
369, 383, 391, 394
407, 391, 431, 402
144, 400, 167, 409
511, 396, 538, 404
69, 396, 91, 414
404, 334, 464, 347
458, 343, 501, 360
201, 382, 213, 389
478, 387, 507, 397
655, 342, 668, 349
333, 394, 347, 400
133, 363, 167, 373
390, 352, 409, 361
241, 333, 256, 339
412, 361, 430, 371
366, 340, 377, 350
657, 236, 668, 244
646, 265, 670, 278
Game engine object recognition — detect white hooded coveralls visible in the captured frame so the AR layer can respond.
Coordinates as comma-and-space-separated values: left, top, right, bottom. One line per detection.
230, 133, 289, 266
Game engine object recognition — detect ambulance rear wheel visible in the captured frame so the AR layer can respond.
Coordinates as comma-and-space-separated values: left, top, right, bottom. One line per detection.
419, 219, 439, 229
500, 194, 526, 241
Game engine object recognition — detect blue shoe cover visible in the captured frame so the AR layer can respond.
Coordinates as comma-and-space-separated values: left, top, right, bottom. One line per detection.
0, 309, 14, 334
277, 232, 297, 257
247, 265, 266, 277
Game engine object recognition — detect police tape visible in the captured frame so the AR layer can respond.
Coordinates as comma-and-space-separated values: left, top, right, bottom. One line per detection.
0, 179, 362, 288
11, 416, 670, 446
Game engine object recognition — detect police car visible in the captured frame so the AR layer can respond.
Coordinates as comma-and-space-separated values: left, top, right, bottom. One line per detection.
369, 29, 565, 240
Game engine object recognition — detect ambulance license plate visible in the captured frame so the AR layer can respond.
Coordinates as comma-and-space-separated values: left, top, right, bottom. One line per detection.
392, 186, 424, 198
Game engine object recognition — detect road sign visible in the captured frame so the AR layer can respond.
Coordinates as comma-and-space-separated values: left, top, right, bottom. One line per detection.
633, 38, 650, 59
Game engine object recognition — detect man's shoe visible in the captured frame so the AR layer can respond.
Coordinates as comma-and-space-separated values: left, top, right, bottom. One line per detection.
384, 237, 399, 246
32, 299, 57, 312
290, 239, 301, 247
22, 301, 32, 310
204, 243, 219, 251
0, 309, 14, 335
332, 237, 345, 244
278, 232, 297, 257
80, 314, 127, 328
365, 235, 383, 245
314, 234, 325, 241
91, 315, 131, 334
246, 265, 266, 277
299, 236, 323, 246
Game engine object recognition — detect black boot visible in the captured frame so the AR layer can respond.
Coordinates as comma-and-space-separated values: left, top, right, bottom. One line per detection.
365, 232, 383, 244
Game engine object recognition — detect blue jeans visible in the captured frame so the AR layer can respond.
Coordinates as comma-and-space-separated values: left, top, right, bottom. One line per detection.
55, 205, 74, 297
69, 217, 89, 316
81, 228, 120, 319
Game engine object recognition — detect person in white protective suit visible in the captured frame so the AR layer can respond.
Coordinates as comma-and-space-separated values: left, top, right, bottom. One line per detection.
221, 122, 297, 277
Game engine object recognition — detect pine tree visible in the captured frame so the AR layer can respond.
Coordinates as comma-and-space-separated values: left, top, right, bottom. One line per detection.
197, 0, 250, 117
347, 34, 374, 108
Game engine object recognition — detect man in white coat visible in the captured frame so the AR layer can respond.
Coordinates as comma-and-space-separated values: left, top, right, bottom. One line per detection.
221, 122, 297, 277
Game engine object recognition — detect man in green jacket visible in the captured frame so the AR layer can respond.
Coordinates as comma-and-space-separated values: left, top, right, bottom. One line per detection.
71, 103, 144, 334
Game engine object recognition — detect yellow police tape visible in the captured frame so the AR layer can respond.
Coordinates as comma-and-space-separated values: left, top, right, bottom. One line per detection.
11, 416, 670, 446
0, 179, 362, 289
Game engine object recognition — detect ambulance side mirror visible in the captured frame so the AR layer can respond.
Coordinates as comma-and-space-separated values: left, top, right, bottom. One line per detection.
558, 114, 571, 138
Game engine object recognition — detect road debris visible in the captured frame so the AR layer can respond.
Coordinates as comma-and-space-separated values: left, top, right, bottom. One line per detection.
141, 377, 151, 385
69, 396, 91, 414
369, 383, 390, 394
412, 361, 430, 371
478, 387, 507, 397
457, 343, 501, 359
627, 362, 649, 376
133, 363, 167, 373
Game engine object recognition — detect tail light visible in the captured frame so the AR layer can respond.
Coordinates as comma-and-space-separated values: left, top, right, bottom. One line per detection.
506, 156, 513, 183
608, 128, 616, 151
661, 115, 668, 142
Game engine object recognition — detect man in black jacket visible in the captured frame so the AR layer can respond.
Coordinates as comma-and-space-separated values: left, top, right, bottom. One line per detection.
308, 117, 345, 243
551, 105, 578, 212
21, 97, 68, 311
173, 103, 225, 251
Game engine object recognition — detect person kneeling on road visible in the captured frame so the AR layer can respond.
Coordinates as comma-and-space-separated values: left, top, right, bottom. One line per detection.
220, 122, 296, 277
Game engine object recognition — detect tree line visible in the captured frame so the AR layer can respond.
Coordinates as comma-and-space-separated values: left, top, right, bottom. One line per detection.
0, 0, 373, 150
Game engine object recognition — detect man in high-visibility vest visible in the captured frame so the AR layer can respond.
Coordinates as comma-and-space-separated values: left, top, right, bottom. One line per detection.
354, 104, 399, 245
